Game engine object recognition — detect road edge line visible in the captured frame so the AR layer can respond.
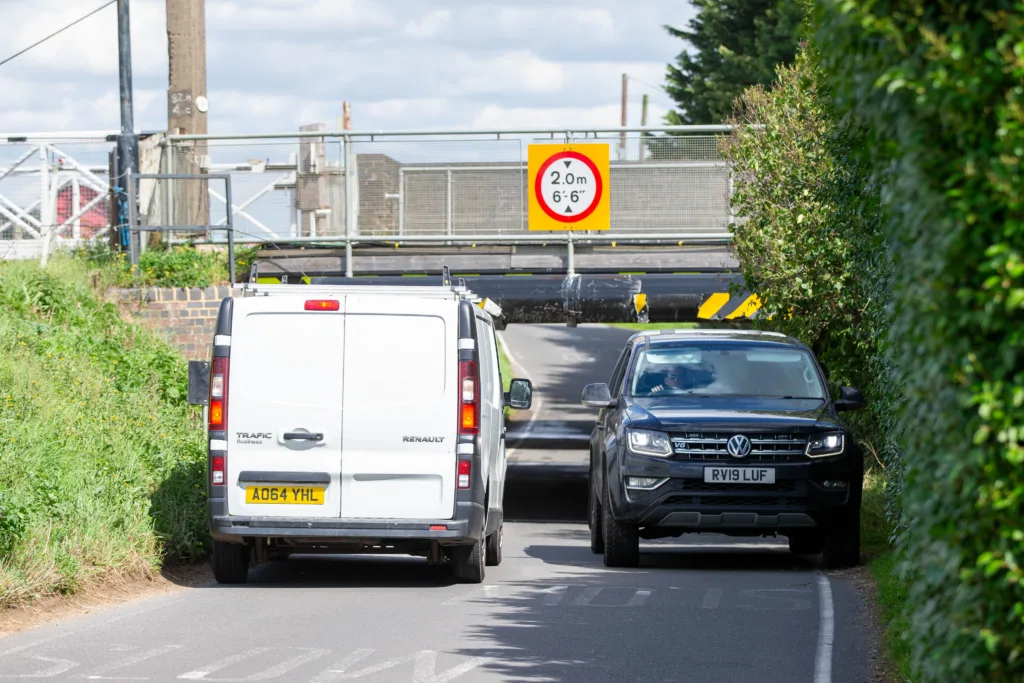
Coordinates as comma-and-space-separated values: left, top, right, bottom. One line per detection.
495, 330, 544, 456
815, 573, 835, 683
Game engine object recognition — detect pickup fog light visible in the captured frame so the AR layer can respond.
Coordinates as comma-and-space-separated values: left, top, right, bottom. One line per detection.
626, 429, 673, 457
823, 480, 847, 489
626, 476, 666, 490
806, 432, 845, 458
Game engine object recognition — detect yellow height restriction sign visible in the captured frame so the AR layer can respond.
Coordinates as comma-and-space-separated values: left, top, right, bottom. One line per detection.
527, 143, 610, 231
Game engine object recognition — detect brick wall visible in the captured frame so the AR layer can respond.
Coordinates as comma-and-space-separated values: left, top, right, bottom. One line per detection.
118, 285, 235, 360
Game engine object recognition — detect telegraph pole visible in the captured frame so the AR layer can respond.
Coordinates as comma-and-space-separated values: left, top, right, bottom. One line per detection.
116, 0, 139, 259
166, 0, 209, 235
620, 73, 628, 159
640, 93, 649, 161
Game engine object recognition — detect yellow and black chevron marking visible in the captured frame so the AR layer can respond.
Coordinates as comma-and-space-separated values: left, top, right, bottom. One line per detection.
697, 292, 762, 320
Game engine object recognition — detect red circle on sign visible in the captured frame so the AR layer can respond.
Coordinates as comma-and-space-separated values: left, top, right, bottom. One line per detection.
534, 150, 604, 224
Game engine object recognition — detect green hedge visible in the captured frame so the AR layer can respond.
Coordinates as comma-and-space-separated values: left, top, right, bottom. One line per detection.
814, 1, 1024, 680
719, 45, 898, 479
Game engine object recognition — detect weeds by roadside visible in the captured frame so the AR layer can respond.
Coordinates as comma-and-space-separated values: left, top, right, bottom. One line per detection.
0, 259, 207, 608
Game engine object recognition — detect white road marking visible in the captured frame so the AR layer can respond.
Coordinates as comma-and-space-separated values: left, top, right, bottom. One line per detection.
412, 651, 492, 683
440, 584, 501, 606
815, 574, 835, 683
625, 589, 653, 607
495, 330, 544, 457
540, 585, 568, 606
177, 648, 270, 680
0, 655, 78, 678
310, 650, 375, 683
571, 587, 652, 607
84, 644, 183, 679
700, 588, 722, 609
244, 648, 331, 680
320, 651, 488, 681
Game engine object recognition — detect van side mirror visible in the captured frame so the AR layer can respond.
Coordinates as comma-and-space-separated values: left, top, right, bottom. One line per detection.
834, 386, 865, 412
581, 383, 615, 409
187, 361, 210, 405
505, 379, 533, 410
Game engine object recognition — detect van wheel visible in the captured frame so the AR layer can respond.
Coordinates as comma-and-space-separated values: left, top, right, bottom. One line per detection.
452, 541, 485, 583
212, 540, 250, 584
485, 525, 502, 566
602, 488, 639, 568
589, 481, 604, 554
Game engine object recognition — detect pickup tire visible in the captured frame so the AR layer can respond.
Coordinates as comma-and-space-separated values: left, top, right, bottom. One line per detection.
452, 540, 485, 583
485, 525, 502, 566
212, 540, 250, 584
601, 487, 639, 568
588, 479, 604, 554
823, 506, 861, 569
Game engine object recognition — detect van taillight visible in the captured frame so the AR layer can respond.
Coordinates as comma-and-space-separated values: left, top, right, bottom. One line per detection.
211, 455, 225, 486
208, 357, 229, 431
457, 460, 471, 489
305, 299, 340, 311
458, 360, 479, 435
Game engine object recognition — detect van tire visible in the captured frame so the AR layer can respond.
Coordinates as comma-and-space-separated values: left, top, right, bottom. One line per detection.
212, 540, 250, 584
452, 540, 485, 583
485, 525, 502, 566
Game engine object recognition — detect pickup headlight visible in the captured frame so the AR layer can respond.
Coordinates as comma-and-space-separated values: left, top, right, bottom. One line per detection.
626, 428, 673, 457
806, 432, 845, 458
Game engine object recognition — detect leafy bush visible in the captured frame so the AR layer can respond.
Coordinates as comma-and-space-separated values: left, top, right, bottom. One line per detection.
718, 47, 899, 483
0, 259, 207, 606
74, 243, 259, 289
814, 1, 1024, 680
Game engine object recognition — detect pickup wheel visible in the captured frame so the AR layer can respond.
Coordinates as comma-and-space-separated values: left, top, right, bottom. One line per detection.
601, 487, 639, 568
788, 530, 825, 556
485, 524, 503, 566
588, 479, 604, 554
212, 540, 250, 584
823, 506, 861, 569
452, 540, 485, 583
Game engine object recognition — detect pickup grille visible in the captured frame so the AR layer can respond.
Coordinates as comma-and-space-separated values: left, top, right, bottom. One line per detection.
670, 432, 808, 462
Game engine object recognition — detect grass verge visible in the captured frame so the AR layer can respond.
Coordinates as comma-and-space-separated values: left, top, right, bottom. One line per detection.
871, 551, 913, 682
496, 335, 513, 419
0, 258, 207, 609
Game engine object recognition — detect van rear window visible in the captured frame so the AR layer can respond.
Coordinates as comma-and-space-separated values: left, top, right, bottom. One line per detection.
236, 312, 345, 408
344, 314, 447, 406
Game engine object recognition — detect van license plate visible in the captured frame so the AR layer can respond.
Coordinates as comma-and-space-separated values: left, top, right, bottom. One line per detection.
245, 486, 325, 505
703, 467, 775, 484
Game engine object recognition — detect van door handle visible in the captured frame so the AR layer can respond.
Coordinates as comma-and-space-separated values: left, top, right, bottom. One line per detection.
284, 432, 323, 442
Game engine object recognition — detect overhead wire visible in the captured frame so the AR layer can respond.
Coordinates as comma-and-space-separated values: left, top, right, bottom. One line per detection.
0, 1, 116, 69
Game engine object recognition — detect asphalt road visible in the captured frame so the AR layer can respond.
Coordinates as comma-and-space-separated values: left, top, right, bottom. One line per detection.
0, 323, 871, 682
500, 323, 634, 474
0, 489, 870, 682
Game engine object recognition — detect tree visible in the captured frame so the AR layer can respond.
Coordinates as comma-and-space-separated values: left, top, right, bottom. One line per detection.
662, 0, 804, 125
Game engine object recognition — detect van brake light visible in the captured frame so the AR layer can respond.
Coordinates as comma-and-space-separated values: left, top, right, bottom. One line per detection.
305, 299, 340, 311
457, 460, 471, 489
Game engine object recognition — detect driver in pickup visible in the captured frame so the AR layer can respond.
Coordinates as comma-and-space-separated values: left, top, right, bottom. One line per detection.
646, 364, 684, 395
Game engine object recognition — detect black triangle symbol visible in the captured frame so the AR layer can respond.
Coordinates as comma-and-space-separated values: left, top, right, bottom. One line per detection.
563, 160, 571, 168
565, 205, 573, 213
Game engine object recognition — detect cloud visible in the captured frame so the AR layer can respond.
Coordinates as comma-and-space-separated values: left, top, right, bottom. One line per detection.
0, 0, 695, 134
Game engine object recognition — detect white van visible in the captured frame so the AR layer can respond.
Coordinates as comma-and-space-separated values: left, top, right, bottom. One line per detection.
187, 277, 532, 584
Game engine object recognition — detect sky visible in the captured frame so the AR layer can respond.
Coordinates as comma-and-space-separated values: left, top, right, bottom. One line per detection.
0, 0, 695, 135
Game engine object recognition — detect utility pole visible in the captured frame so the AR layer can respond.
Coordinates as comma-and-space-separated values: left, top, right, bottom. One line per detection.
640, 93, 649, 162
166, 0, 209, 237
620, 73, 628, 160
116, 0, 139, 261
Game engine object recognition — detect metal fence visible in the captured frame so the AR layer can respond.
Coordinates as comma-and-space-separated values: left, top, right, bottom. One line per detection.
163, 125, 735, 244
0, 126, 735, 264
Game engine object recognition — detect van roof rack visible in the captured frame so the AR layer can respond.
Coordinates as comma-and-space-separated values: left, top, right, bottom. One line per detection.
232, 267, 504, 320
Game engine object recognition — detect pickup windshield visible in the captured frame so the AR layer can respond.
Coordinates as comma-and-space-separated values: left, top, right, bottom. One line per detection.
629, 342, 826, 399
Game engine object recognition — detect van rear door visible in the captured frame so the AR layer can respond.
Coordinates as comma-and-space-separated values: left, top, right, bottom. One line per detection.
225, 296, 345, 519
340, 295, 459, 520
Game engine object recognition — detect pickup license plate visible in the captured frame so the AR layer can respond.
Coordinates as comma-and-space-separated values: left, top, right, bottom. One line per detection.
703, 467, 776, 484
245, 485, 325, 505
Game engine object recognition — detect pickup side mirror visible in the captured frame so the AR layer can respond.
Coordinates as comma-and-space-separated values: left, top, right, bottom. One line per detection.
581, 383, 616, 409
505, 378, 533, 410
834, 386, 865, 412
187, 360, 210, 405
